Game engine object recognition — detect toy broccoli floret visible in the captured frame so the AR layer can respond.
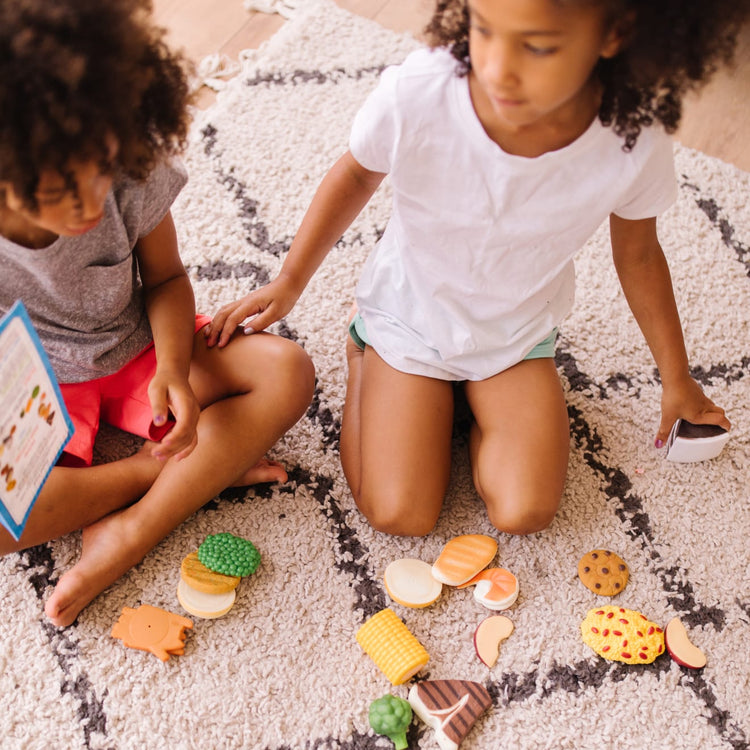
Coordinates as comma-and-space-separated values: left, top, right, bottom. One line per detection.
369, 694, 412, 750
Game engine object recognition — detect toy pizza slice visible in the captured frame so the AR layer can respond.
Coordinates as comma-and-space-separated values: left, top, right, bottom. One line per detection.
431, 534, 498, 586
408, 679, 492, 750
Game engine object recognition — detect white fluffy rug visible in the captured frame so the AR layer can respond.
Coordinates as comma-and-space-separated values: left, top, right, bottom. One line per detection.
2, 2, 749, 748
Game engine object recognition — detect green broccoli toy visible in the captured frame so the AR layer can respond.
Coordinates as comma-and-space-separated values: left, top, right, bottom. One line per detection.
198, 533, 261, 577
368, 694, 412, 750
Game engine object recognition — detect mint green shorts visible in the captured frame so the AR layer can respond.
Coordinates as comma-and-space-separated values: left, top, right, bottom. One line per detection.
348, 312, 557, 361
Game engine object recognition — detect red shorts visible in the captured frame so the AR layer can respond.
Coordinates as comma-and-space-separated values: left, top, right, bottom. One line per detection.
59, 315, 211, 467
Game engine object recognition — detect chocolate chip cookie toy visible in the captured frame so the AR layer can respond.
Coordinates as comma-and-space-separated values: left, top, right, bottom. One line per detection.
577, 549, 629, 596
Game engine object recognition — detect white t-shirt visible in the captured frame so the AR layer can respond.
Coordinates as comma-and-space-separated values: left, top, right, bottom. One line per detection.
349, 47, 677, 381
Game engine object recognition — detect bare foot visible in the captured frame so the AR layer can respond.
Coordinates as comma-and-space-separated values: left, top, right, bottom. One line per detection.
44, 510, 151, 628
232, 458, 288, 486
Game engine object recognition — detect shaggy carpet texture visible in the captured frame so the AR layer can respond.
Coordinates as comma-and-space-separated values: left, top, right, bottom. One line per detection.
1, 2, 749, 748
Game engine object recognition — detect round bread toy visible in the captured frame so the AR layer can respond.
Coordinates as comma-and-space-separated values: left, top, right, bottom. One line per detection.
577, 549, 629, 596
177, 579, 236, 619
581, 605, 664, 664
384, 558, 442, 608
180, 551, 241, 594
198, 532, 261, 577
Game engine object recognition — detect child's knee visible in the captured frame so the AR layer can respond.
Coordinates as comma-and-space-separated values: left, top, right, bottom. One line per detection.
356, 490, 439, 537
262, 337, 315, 402
484, 492, 559, 536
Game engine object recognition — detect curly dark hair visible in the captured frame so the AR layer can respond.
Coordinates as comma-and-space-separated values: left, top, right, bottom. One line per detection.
0, 0, 191, 208
425, 0, 750, 150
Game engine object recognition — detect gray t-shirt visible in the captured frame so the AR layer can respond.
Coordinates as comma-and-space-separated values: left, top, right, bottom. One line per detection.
0, 160, 187, 383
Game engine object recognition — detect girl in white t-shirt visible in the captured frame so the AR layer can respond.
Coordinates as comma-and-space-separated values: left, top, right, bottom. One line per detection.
209, 0, 740, 536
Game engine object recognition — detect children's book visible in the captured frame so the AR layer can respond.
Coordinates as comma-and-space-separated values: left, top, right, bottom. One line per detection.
0, 300, 73, 540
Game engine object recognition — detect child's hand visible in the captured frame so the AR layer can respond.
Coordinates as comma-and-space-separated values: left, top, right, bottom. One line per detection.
148, 368, 200, 461
656, 376, 730, 448
204, 277, 301, 348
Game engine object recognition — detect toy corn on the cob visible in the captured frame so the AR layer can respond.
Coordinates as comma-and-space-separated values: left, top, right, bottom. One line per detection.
356, 608, 430, 685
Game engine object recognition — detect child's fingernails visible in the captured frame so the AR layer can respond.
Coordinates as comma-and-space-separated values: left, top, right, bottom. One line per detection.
654, 439, 664, 449
243, 326, 255, 335
154, 414, 165, 425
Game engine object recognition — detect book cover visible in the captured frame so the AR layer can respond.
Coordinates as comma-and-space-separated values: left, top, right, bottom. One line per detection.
0, 300, 73, 541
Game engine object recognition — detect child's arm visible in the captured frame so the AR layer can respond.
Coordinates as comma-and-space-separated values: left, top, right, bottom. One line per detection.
205, 151, 385, 348
609, 214, 731, 447
136, 209, 201, 461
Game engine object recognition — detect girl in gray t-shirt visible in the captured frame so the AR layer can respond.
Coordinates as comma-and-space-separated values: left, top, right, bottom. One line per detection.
0, 0, 314, 628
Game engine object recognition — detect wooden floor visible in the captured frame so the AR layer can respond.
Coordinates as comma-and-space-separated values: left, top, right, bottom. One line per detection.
152, 0, 750, 171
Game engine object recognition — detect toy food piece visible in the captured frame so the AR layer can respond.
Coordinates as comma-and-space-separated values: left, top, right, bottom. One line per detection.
408, 679, 491, 750
111, 604, 193, 661
177, 579, 236, 619
368, 694, 413, 750
356, 608, 430, 685
473, 615, 514, 667
198, 532, 261, 577
457, 567, 518, 610
581, 605, 664, 664
577, 549, 629, 596
664, 617, 707, 669
665, 419, 729, 462
181, 551, 241, 594
384, 558, 442, 608
431, 534, 498, 586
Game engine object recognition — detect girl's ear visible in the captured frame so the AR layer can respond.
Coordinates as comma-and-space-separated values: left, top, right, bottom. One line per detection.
600, 10, 636, 59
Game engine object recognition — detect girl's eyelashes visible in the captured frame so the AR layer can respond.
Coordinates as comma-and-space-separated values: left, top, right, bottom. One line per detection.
469, 21, 491, 36
35, 190, 67, 206
524, 43, 559, 56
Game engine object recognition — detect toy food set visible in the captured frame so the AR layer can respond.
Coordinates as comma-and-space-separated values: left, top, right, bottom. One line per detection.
473, 615, 514, 668
356, 608, 430, 685
111, 604, 193, 662
580, 606, 664, 664
457, 567, 518, 610
177, 533, 260, 619
368, 694, 413, 750
384, 558, 443, 608
431, 534, 498, 585
665, 419, 729, 462
408, 679, 492, 750
577, 549, 629, 596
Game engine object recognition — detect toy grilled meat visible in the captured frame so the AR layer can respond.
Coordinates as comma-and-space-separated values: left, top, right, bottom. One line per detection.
431, 534, 498, 586
408, 679, 492, 750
